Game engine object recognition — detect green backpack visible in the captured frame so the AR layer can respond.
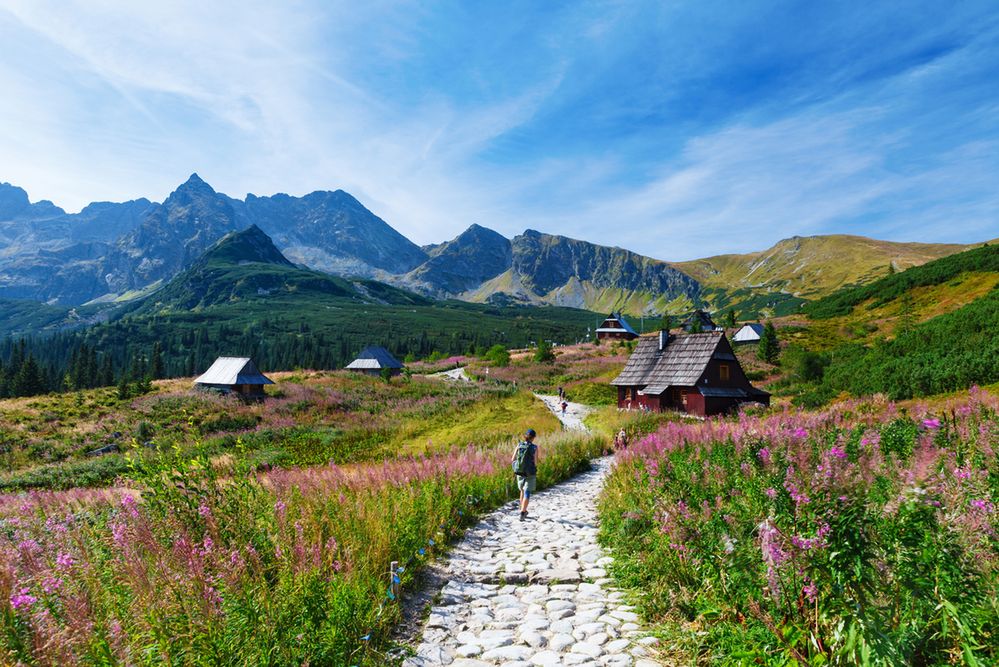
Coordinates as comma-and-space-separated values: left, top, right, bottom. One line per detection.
512, 442, 536, 476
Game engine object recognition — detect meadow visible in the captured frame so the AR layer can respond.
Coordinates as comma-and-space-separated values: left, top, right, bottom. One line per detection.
0, 371, 560, 491
599, 388, 998, 665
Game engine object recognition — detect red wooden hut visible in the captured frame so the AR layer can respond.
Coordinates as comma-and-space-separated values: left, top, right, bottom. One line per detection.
611, 330, 769, 416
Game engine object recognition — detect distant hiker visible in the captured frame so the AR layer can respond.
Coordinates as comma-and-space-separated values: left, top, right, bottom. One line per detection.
561, 401, 568, 416
512, 429, 538, 521
557, 386, 564, 400
617, 428, 628, 449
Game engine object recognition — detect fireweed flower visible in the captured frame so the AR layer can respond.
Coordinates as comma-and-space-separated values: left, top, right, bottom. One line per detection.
829, 446, 847, 459
757, 447, 771, 463
55, 552, 74, 570
9, 588, 37, 611
922, 418, 941, 430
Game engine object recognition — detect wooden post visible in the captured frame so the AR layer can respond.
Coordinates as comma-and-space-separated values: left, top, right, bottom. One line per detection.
390, 561, 400, 599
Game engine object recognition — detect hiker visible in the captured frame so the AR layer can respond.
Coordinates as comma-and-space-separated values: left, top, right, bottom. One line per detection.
561, 400, 568, 416
511, 429, 538, 521
557, 386, 564, 400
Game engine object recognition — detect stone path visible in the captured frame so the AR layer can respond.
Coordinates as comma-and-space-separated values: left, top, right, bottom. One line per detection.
535, 395, 592, 433
403, 457, 662, 667
433, 367, 473, 383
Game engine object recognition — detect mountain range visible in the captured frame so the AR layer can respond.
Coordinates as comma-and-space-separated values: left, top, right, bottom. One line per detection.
0, 175, 991, 319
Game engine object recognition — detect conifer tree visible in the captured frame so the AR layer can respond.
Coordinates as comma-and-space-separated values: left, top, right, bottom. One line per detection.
758, 321, 780, 364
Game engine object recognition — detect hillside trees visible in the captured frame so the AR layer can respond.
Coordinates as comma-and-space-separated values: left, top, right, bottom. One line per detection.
758, 321, 780, 364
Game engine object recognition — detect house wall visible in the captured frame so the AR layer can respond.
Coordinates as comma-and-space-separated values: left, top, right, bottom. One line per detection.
598, 330, 637, 341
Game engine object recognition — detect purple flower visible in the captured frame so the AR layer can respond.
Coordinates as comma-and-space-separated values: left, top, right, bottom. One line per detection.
41, 577, 62, 594
970, 499, 994, 514
9, 588, 37, 611
792, 427, 808, 439
922, 418, 940, 430
198, 504, 212, 518
829, 446, 847, 459
765, 487, 778, 499
803, 581, 818, 603
56, 552, 74, 570
757, 447, 771, 463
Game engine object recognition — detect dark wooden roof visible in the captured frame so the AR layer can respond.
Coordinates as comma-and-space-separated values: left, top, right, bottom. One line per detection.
611, 331, 726, 394
682, 309, 718, 332
345, 346, 404, 370
596, 312, 639, 336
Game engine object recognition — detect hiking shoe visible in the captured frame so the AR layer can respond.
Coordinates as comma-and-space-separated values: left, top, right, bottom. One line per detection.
519, 511, 526, 521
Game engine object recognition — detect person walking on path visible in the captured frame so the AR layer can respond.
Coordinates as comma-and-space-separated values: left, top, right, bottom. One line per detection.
511, 429, 538, 521
561, 400, 568, 416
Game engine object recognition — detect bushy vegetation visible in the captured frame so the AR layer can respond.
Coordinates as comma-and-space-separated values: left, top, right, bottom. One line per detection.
803, 243, 999, 319
786, 287, 999, 402
1, 431, 605, 665
600, 390, 998, 665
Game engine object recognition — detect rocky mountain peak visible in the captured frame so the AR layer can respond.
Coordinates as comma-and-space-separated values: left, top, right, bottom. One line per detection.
0, 182, 32, 219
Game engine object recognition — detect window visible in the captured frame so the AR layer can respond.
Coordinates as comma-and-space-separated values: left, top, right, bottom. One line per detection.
719, 364, 730, 381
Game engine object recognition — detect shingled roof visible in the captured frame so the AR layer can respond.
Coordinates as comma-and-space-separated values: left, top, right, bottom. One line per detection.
595, 312, 639, 336
345, 346, 404, 370
611, 331, 726, 395
195, 357, 274, 386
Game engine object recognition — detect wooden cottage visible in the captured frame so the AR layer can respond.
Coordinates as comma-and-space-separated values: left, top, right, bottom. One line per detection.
681, 309, 720, 332
611, 331, 769, 416
595, 313, 639, 341
194, 357, 274, 398
345, 346, 404, 377
733, 323, 765, 344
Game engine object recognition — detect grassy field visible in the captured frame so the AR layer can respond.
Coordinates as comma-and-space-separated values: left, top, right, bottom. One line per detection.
0, 371, 560, 491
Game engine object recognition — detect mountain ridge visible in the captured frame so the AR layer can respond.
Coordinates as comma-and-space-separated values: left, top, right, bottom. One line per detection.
0, 176, 992, 318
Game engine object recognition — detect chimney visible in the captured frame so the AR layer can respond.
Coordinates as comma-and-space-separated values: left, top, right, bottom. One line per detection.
659, 329, 667, 351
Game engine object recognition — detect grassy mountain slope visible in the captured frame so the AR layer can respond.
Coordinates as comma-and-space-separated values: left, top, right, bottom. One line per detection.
133, 225, 429, 313
675, 234, 975, 301
802, 242, 999, 319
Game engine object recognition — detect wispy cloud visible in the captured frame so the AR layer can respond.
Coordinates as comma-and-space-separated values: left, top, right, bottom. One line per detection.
0, 0, 996, 261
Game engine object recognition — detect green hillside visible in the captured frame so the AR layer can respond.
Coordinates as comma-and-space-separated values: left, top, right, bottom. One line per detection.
803, 242, 999, 319
771, 243, 999, 404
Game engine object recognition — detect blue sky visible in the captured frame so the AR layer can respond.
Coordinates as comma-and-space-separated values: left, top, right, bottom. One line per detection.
1, 1, 997, 260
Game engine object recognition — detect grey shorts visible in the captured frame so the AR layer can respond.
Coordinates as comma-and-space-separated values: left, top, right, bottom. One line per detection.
516, 475, 537, 494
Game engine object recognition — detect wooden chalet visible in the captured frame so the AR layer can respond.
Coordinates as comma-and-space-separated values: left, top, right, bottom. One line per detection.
611, 330, 769, 416
596, 312, 639, 341
733, 323, 765, 344
345, 346, 404, 377
682, 309, 720, 332
194, 357, 274, 398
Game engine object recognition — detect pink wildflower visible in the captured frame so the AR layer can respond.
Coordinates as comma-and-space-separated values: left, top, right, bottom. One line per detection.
55, 552, 74, 570
922, 418, 940, 430
9, 588, 37, 611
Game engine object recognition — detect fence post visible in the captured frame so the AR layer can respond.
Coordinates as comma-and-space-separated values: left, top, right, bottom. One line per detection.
390, 561, 400, 599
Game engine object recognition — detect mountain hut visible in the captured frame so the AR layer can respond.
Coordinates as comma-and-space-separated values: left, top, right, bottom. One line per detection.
194, 357, 274, 398
611, 330, 769, 416
732, 323, 765, 344
345, 346, 405, 377
595, 312, 639, 341
681, 309, 720, 332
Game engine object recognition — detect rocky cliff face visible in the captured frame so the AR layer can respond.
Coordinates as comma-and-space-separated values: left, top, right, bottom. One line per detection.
403, 224, 512, 296
231, 189, 427, 276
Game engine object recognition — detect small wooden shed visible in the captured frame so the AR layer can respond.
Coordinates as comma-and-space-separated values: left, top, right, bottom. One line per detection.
345, 346, 404, 377
681, 309, 720, 332
595, 313, 639, 341
194, 357, 274, 398
733, 323, 765, 344
611, 330, 769, 416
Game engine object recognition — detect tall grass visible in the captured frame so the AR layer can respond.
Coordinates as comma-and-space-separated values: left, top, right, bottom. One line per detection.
1, 432, 605, 665
600, 389, 998, 665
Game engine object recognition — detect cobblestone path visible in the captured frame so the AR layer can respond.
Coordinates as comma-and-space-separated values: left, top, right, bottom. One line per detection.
403, 458, 662, 667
